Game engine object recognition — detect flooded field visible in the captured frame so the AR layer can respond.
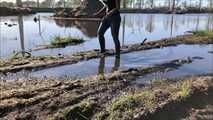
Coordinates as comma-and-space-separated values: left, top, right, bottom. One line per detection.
4, 44, 209, 79
0, 11, 213, 120
0, 13, 213, 58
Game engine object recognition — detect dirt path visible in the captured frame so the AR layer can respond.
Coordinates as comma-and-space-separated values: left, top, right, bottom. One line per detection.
0, 35, 212, 73
0, 57, 212, 120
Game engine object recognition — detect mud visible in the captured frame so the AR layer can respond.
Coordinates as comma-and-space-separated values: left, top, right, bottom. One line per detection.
0, 35, 212, 73
0, 58, 212, 119
135, 77, 213, 120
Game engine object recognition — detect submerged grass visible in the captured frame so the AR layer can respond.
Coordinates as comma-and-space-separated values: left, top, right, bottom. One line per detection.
192, 30, 213, 38
50, 36, 85, 47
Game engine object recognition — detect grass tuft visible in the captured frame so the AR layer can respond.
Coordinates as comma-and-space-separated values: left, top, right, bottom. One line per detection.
107, 91, 156, 119
51, 36, 84, 47
192, 30, 213, 38
177, 81, 192, 98
63, 102, 94, 120
104, 80, 195, 119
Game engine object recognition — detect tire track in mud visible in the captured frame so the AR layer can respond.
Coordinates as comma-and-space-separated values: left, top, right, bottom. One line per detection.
0, 57, 201, 120
0, 35, 212, 73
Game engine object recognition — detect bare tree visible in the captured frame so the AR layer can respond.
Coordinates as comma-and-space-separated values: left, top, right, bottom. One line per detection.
150, 0, 154, 8
198, 0, 202, 10
123, 0, 126, 8
37, 0, 40, 8
16, 0, 22, 7
168, 0, 171, 8
170, 0, 181, 12
209, 0, 213, 9
146, 0, 154, 8
171, 0, 175, 11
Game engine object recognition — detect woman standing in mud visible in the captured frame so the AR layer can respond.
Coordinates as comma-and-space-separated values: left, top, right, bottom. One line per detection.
94, 0, 121, 55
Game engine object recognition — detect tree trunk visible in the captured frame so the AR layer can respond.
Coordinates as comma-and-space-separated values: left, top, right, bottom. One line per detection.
168, 0, 171, 9
199, 0, 202, 11
150, 0, 154, 8
209, 0, 213, 9
16, 0, 22, 7
37, 0, 40, 8
123, 0, 126, 8
171, 0, 175, 12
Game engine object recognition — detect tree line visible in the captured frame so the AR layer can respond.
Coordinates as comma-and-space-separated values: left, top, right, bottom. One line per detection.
0, 0, 212, 10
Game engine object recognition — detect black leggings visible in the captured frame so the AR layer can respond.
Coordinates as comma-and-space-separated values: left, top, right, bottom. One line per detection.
98, 11, 121, 53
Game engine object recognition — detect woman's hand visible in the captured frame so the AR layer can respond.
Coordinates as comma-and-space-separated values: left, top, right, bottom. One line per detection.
106, 8, 119, 17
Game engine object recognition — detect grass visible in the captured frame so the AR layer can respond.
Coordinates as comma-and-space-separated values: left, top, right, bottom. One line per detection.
192, 30, 213, 38
63, 101, 94, 120
50, 36, 85, 47
103, 80, 194, 120
177, 80, 192, 98
106, 91, 156, 120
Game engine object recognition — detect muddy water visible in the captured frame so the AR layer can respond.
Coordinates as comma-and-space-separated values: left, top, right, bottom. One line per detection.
0, 13, 213, 58
2, 44, 211, 80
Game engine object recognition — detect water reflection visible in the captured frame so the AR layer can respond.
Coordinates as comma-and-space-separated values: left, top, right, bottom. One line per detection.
54, 19, 101, 38
98, 55, 120, 75
145, 14, 155, 33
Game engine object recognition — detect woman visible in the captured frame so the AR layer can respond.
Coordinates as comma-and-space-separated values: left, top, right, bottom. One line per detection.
94, 0, 121, 55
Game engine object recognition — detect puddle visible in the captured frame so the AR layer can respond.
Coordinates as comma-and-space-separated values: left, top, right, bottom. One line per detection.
1, 44, 212, 80
0, 13, 213, 58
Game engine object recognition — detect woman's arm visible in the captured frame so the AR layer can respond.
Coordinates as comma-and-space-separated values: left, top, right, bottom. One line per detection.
93, 0, 107, 16
105, 0, 120, 16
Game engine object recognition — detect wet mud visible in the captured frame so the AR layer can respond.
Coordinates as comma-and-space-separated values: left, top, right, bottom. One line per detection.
0, 58, 212, 119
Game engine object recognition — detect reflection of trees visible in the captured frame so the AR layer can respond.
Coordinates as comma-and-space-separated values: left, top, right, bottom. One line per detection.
170, 14, 174, 37
196, 15, 200, 30
54, 19, 101, 38
163, 15, 170, 31
173, 15, 179, 32
206, 15, 213, 31
145, 14, 155, 33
